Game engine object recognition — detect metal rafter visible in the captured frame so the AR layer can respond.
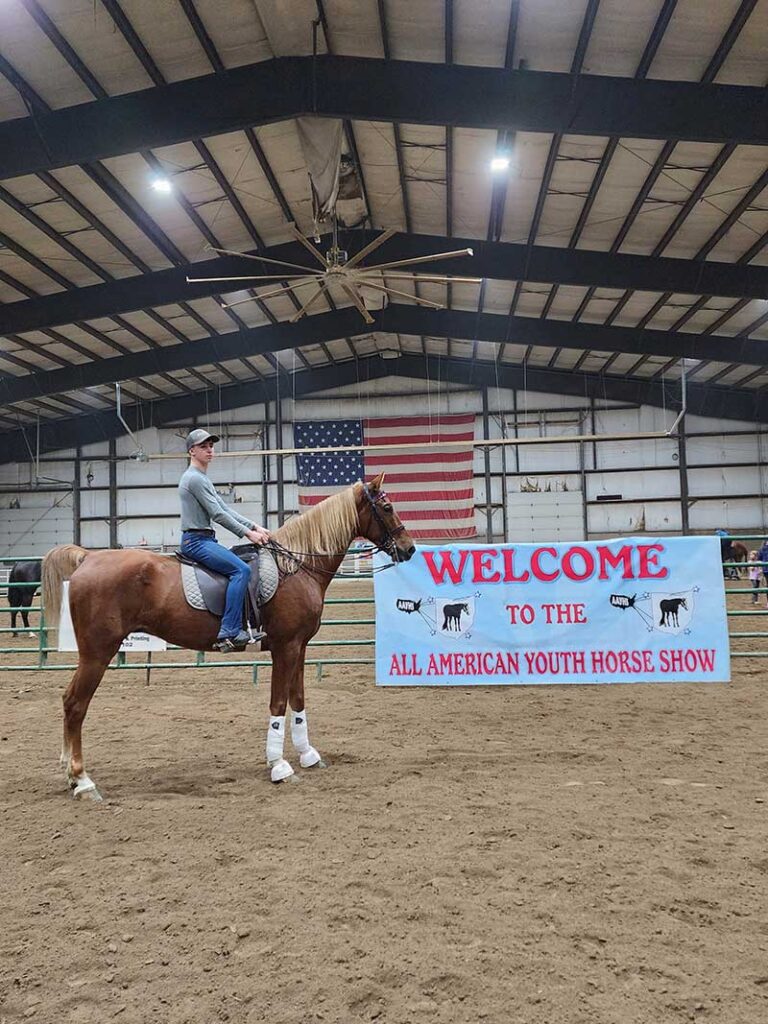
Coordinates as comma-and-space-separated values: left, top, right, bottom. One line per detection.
1, 352, 763, 463
508, 0, 599, 368
543, 0, 678, 366
575, 0, 760, 347
6, 233, 766, 338
6, 302, 768, 410
4, 56, 768, 179
0, 44, 229, 395
175, 0, 338, 367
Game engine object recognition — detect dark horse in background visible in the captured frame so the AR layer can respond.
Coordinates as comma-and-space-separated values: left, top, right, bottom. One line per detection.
42, 475, 415, 801
6, 560, 41, 636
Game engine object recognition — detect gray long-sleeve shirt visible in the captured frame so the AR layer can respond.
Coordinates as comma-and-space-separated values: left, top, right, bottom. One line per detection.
179, 466, 255, 538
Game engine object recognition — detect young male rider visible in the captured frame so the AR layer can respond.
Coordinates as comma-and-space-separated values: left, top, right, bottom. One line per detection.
179, 428, 270, 651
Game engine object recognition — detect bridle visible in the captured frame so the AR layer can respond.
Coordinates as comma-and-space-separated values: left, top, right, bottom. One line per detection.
260, 485, 408, 578
363, 485, 408, 560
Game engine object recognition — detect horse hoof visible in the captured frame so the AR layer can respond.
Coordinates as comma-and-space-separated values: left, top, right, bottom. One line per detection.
70, 775, 103, 802
270, 759, 295, 784
300, 748, 325, 769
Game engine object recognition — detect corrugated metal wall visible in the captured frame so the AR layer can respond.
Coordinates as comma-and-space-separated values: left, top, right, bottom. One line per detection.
1, 384, 766, 556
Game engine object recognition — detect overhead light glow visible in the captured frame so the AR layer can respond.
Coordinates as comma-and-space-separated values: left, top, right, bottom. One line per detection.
490, 155, 511, 173
151, 177, 173, 194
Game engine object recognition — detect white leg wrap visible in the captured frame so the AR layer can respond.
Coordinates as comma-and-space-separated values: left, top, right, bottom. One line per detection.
290, 710, 310, 754
266, 715, 286, 764
291, 710, 322, 768
266, 715, 294, 782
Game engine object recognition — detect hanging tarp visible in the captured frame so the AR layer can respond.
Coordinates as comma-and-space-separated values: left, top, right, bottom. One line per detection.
295, 117, 344, 223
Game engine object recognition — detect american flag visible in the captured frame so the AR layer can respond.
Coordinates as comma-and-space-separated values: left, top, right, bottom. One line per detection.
294, 414, 477, 539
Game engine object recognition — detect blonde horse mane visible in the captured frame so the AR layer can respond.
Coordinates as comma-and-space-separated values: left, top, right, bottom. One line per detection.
273, 484, 359, 571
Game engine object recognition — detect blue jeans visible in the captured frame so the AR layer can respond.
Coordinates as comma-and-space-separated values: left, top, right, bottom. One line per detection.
181, 532, 251, 638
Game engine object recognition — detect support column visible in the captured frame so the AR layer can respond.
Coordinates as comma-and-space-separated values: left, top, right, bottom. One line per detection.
73, 446, 81, 545
108, 438, 118, 548
262, 401, 270, 530
677, 414, 690, 535
275, 391, 285, 527
482, 387, 493, 542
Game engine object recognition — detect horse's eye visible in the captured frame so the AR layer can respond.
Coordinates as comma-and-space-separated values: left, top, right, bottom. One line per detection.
382, 504, 393, 513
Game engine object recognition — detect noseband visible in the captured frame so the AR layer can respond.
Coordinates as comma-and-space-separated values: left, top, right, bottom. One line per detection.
364, 486, 407, 559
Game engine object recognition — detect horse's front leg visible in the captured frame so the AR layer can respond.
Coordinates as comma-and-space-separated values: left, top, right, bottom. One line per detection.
265, 641, 301, 783
289, 643, 325, 770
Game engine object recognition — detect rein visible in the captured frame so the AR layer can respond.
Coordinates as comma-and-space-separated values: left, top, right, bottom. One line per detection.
266, 486, 404, 578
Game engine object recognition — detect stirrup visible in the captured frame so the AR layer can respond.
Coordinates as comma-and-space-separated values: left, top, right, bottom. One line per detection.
213, 633, 248, 653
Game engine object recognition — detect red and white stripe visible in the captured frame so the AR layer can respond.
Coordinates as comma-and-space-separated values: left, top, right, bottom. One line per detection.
364, 414, 476, 539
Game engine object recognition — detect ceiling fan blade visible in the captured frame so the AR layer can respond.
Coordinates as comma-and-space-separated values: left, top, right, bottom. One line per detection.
289, 281, 329, 322
219, 282, 302, 308
187, 273, 319, 284
359, 272, 483, 285
344, 227, 397, 269
363, 248, 474, 274
360, 280, 444, 309
340, 282, 375, 325
204, 244, 319, 274
289, 224, 328, 267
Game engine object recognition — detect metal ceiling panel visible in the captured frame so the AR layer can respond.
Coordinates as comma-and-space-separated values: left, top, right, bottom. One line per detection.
0, 3, 93, 116
346, 121, 407, 228
572, 137, 668, 252
648, 0, 755, 82
323, 0, 383, 58
453, 0, 513, 68
177, 0, 274, 70
384, 0, 446, 63
576, 0, 665, 77
514, 0, 592, 74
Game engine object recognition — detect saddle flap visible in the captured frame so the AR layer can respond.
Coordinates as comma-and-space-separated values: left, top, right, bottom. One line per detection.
177, 548, 279, 618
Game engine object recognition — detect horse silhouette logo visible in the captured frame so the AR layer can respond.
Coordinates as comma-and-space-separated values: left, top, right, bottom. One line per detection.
442, 602, 469, 631
436, 597, 475, 639
651, 591, 694, 635
659, 597, 687, 627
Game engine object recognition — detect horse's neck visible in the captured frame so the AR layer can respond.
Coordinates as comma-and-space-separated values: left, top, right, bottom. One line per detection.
298, 526, 358, 593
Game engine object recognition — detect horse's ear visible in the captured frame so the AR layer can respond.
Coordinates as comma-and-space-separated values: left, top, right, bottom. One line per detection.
368, 472, 386, 493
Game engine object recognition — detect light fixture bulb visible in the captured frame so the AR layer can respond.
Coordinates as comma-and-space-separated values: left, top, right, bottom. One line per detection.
151, 177, 173, 194
490, 155, 511, 173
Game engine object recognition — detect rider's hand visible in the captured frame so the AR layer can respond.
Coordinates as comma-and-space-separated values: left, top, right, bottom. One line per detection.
245, 526, 271, 546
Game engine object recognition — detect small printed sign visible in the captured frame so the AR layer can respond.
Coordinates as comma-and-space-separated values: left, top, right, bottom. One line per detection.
57, 581, 167, 652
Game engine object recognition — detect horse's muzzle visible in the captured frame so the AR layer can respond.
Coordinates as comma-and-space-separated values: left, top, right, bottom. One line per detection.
395, 544, 416, 563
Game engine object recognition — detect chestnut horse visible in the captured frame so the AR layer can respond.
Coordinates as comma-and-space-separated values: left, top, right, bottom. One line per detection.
42, 475, 414, 800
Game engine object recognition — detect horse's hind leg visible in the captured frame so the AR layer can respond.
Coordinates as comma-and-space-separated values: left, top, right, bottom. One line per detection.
61, 654, 111, 801
289, 645, 324, 770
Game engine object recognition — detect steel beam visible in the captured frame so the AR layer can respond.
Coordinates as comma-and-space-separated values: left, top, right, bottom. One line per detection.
1, 352, 765, 462
2, 57, 768, 179
4, 231, 768, 337
4, 302, 768, 408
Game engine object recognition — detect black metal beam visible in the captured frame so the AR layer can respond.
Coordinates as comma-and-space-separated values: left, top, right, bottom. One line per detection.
5, 302, 768, 408
3, 57, 768, 179
4, 231, 767, 337
0, 358, 390, 462
1, 350, 765, 462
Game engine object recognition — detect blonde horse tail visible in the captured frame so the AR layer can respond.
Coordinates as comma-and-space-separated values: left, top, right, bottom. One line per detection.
42, 544, 88, 626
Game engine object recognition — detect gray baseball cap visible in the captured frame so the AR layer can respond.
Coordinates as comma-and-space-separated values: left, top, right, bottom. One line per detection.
185, 428, 220, 450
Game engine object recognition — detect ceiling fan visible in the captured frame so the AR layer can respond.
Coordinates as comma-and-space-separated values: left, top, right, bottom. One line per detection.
186, 220, 480, 325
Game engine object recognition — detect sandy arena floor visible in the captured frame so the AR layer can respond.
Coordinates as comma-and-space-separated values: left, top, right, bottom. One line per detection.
1, 580, 767, 1024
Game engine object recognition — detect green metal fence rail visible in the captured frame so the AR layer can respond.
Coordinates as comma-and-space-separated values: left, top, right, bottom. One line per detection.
2, 536, 768, 679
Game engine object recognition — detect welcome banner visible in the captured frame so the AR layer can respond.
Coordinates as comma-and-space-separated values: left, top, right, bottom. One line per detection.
374, 537, 730, 685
